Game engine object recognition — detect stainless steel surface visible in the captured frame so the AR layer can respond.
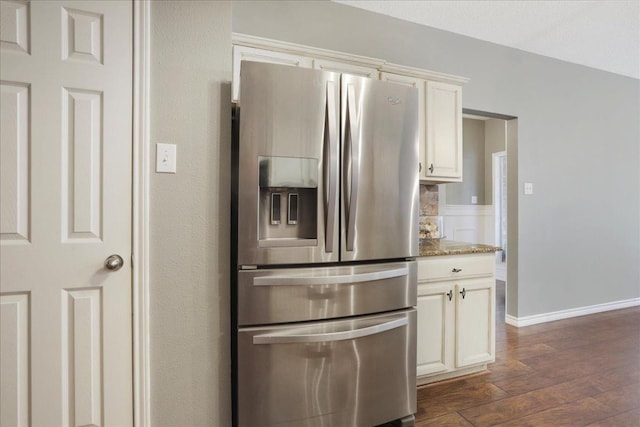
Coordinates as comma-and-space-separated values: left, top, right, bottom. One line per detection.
253, 316, 407, 344
237, 261, 416, 326
237, 309, 417, 427
258, 187, 316, 243
237, 61, 340, 265
234, 62, 420, 427
340, 74, 419, 262
258, 156, 318, 188
237, 61, 418, 266
104, 254, 124, 271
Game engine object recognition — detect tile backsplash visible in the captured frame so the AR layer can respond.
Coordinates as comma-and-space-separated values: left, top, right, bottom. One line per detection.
419, 184, 439, 217
419, 184, 442, 240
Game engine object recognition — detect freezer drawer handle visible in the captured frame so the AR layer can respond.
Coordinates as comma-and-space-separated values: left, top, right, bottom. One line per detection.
253, 317, 408, 345
252, 267, 409, 286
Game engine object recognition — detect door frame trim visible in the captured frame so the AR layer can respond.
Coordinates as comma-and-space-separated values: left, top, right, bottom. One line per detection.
133, 1, 151, 425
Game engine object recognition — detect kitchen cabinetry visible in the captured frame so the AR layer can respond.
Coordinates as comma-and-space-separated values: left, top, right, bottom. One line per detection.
416, 253, 495, 384
381, 68, 464, 182
425, 81, 463, 182
313, 58, 379, 78
232, 34, 468, 182
232, 39, 383, 102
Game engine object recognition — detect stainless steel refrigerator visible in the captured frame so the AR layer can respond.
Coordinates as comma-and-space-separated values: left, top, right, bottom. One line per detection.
232, 61, 419, 427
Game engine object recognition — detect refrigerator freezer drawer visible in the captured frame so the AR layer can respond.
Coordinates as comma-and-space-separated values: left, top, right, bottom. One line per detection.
237, 261, 417, 326
237, 309, 417, 427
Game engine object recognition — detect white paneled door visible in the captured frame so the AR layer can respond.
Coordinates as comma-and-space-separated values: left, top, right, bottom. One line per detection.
1, 1, 133, 426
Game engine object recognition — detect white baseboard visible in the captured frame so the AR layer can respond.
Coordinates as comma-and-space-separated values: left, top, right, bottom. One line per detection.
505, 297, 640, 328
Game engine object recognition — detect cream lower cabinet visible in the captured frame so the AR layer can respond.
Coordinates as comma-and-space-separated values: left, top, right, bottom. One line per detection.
417, 254, 495, 384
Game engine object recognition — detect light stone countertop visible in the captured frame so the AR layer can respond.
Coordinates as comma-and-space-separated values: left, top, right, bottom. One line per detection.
419, 239, 502, 257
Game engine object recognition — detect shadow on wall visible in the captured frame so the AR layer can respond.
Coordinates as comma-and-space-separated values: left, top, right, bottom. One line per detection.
215, 81, 232, 425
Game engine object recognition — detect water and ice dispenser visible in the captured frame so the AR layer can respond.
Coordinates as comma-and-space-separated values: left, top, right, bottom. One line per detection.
258, 156, 318, 245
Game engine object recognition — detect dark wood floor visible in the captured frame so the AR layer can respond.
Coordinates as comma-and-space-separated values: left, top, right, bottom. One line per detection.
415, 281, 640, 426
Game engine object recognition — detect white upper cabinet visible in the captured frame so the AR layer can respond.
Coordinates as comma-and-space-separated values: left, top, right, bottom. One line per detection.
232, 45, 313, 101
425, 81, 463, 182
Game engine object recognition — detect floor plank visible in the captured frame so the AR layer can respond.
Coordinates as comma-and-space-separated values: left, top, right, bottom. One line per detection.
415, 281, 640, 426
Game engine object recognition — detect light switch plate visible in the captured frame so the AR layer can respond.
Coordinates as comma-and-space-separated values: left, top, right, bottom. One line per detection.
156, 143, 177, 173
524, 182, 534, 195
471, 196, 478, 204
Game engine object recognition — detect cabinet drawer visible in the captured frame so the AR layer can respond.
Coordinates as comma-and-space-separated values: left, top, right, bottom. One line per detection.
418, 254, 494, 282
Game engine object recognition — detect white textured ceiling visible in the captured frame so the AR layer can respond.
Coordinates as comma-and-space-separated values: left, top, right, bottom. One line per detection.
334, 0, 640, 79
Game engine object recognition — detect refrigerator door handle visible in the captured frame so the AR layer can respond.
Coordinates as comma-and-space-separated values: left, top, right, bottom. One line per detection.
252, 266, 409, 286
346, 83, 360, 251
325, 80, 338, 253
253, 317, 408, 344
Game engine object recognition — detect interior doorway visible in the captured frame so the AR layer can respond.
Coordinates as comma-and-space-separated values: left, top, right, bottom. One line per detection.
493, 151, 507, 280
461, 108, 518, 322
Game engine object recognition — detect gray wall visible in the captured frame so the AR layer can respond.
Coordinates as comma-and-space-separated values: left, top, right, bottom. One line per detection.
447, 118, 486, 205
143, 1, 638, 421
233, 1, 640, 318
150, 2, 231, 425
484, 119, 507, 204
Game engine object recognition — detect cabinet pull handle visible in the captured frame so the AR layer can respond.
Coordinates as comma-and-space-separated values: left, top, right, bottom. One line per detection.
428, 163, 434, 173
419, 162, 422, 172
452, 268, 462, 273
460, 288, 466, 299
446, 290, 453, 301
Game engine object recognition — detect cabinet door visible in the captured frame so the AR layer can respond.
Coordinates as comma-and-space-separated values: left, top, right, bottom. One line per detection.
455, 280, 495, 368
232, 46, 313, 101
425, 81, 462, 181
380, 73, 426, 178
313, 58, 379, 79
416, 283, 453, 376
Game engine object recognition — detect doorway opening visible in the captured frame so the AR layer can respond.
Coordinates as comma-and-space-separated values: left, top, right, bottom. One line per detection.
493, 151, 507, 280
459, 108, 518, 323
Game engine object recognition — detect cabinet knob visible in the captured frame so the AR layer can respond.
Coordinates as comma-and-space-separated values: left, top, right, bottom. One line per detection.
446, 290, 453, 301
428, 163, 434, 173
460, 288, 466, 299
452, 268, 462, 273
